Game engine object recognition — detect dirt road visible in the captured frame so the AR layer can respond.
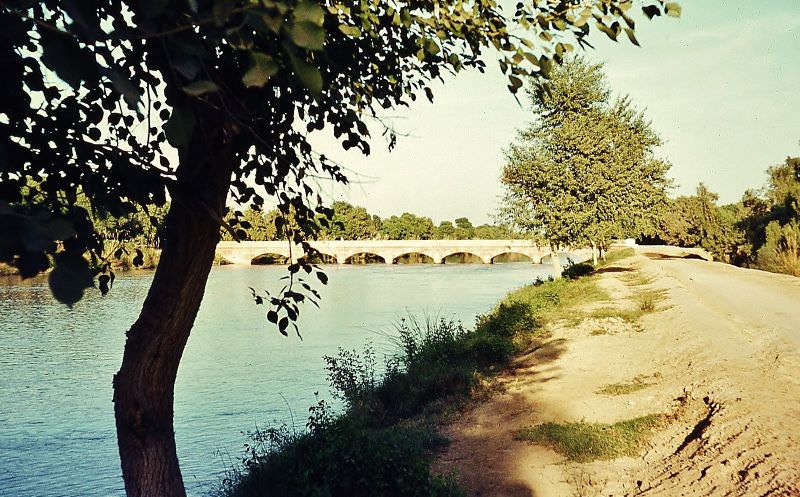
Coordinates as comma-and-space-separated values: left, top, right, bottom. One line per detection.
435, 250, 800, 496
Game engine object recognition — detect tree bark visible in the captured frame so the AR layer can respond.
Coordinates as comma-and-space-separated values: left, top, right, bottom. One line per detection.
591, 240, 598, 266
113, 118, 235, 497
550, 246, 562, 279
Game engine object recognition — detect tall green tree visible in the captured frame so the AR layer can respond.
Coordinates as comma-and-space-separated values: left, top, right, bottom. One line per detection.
501, 58, 671, 275
0, 1, 677, 495
434, 220, 456, 239
454, 217, 475, 239
654, 184, 745, 262
380, 212, 435, 240
745, 157, 800, 274
321, 201, 380, 239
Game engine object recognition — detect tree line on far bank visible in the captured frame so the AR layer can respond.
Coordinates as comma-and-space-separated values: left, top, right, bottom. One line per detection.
221, 201, 521, 242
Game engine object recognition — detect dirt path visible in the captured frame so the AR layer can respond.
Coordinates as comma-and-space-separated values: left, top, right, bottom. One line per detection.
435, 250, 800, 497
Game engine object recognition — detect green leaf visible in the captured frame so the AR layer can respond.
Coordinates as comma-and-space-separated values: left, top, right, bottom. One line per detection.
289, 54, 323, 96
423, 38, 440, 55
641, 5, 661, 19
132, 249, 144, 267
624, 27, 640, 46
338, 24, 361, 37
290, 21, 326, 50
106, 70, 141, 109
139, 0, 169, 19
243, 52, 280, 88
98, 274, 111, 295
294, 0, 325, 26
182, 80, 219, 96
49, 253, 93, 308
665, 2, 681, 17
164, 107, 196, 149
213, 0, 236, 25
278, 317, 289, 335
539, 56, 553, 77
42, 219, 77, 241
39, 30, 99, 90
596, 21, 617, 41
259, 11, 284, 33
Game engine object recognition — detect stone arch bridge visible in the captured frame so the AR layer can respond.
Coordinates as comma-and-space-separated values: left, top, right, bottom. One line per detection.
216, 240, 593, 265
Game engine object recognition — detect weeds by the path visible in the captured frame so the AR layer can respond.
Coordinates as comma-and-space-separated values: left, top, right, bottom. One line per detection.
597, 373, 661, 396
513, 414, 669, 462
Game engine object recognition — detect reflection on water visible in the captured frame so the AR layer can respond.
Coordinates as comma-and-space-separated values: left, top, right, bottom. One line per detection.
0, 262, 555, 497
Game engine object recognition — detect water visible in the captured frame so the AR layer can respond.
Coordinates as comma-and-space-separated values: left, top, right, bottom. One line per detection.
0, 262, 555, 497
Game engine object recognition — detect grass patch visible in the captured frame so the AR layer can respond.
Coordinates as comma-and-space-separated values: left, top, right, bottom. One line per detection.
0, 262, 19, 276
508, 276, 609, 326
597, 374, 659, 396
620, 271, 655, 286
589, 289, 667, 324
636, 289, 667, 312
590, 306, 643, 323
513, 413, 668, 462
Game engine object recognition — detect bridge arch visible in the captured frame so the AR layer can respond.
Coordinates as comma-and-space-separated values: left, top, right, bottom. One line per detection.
442, 252, 484, 264
299, 253, 338, 264
491, 252, 533, 264
344, 252, 386, 264
393, 252, 435, 264
251, 253, 290, 265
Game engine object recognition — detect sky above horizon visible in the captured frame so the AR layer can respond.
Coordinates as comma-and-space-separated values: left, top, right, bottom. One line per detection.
306, 0, 800, 226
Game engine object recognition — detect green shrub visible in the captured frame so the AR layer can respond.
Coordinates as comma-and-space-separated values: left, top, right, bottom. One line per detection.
109, 244, 161, 270
562, 261, 593, 279
220, 403, 462, 497
756, 220, 800, 276
513, 413, 668, 462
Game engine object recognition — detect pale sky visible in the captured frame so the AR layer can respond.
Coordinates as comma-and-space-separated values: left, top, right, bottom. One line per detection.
307, 0, 800, 225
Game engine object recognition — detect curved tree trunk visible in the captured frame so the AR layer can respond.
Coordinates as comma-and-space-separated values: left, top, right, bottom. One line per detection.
113, 119, 235, 497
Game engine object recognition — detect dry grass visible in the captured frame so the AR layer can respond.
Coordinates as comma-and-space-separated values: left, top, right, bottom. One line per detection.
597, 373, 661, 396
590, 306, 643, 323
636, 289, 667, 312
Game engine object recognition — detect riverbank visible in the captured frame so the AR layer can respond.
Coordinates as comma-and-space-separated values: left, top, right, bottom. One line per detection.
436, 248, 800, 496
217, 254, 629, 497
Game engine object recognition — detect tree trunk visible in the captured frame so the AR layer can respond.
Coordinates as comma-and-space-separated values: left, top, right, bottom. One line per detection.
591, 240, 598, 266
550, 246, 562, 279
113, 118, 235, 497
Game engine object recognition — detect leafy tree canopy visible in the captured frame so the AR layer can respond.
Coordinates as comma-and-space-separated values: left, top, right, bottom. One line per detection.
500, 58, 672, 259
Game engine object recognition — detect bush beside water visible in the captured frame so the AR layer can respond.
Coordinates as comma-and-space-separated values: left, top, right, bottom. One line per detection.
218, 255, 621, 497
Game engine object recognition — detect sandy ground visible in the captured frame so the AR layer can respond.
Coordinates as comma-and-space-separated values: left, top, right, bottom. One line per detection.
435, 248, 800, 497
